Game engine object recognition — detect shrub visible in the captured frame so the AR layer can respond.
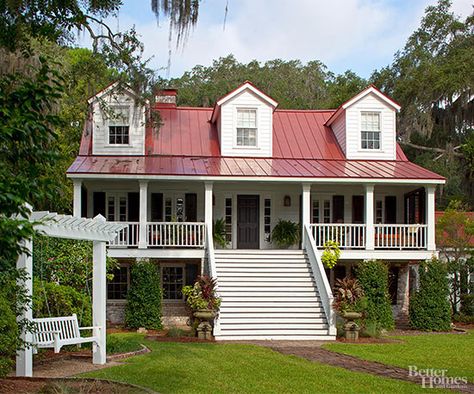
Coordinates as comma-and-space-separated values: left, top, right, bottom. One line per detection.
409, 259, 451, 331
333, 277, 365, 314
125, 260, 162, 330
182, 276, 221, 312
460, 293, 474, 316
355, 260, 394, 332
321, 240, 340, 269
0, 291, 18, 378
271, 219, 300, 247
213, 218, 227, 248
33, 281, 92, 326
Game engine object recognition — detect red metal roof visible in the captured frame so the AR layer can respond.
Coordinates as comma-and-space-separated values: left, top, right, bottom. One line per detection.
68, 155, 444, 180
69, 89, 444, 181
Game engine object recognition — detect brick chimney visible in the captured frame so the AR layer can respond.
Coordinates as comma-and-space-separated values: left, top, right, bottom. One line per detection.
155, 88, 177, 107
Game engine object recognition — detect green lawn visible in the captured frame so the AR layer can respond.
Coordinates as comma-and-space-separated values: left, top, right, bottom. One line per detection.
324, 331, 474, 383
84, 334, 446, 394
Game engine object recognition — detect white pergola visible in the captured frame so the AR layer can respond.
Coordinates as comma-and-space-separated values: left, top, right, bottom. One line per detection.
16, 211, 126, 377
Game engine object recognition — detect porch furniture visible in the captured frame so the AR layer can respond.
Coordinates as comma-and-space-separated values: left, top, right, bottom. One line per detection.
32, 314, 100, 353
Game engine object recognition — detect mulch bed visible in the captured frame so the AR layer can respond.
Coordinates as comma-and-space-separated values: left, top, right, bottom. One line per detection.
0, 377, 155, 394
145, 335, 214, 343
271, 346, 474, 393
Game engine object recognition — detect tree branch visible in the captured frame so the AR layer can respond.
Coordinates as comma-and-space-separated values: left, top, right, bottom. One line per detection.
398, 141, 463, 157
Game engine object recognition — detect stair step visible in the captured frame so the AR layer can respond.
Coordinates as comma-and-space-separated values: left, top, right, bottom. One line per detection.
215, 258, 307, 262
219, 283, 316, 289
219, 322, 328, 329
220, 304, 322, 310
215, 249, 304, 255
219, 317, 327, 324
216, 263, 310, 269
217, 266, 312, 278
217, 271, 313, 277
215, 329, 330, 336
219, 312, 325, 318
218, 277, 314, 283
218, 291, 318, 297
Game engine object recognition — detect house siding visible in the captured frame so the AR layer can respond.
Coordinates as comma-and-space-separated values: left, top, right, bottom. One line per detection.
92, 92, 145, 156
331, 113, 346, 155
344, 92, 396, 160
219, 90, 273, 157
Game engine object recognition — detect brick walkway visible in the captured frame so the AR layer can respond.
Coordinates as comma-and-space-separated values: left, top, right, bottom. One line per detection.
269, 345, 474, 393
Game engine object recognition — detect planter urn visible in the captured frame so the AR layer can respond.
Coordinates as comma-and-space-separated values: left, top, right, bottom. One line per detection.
193, 309, 216, 340
342, 311, 362, 341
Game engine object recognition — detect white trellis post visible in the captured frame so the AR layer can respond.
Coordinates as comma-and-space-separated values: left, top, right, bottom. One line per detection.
92, 217, 107, 365
16, 238, 33, 377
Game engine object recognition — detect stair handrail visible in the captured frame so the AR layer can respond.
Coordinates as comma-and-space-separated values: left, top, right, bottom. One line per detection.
205, 223, 217, 279
304, 224, 336, 336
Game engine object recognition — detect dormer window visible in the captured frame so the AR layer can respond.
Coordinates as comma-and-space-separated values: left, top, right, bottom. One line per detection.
361, 111, 380, 150
236, 109, 257, 147
109, 107, 130, 145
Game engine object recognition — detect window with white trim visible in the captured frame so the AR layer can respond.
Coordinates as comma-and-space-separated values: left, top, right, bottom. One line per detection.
162, 265, 184, 300
225, 197, 232, 243
107, 265, 130, 300
108, 106, 130, 145
236, 109, 257, 146
375, 200, 383, 223
107, 194, 127, 222
264, 198, 271, 242
311, 198, 331, 223
361, 112, 380, 150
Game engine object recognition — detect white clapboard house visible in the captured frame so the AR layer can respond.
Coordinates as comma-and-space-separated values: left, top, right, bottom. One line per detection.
67, 82, 444, 340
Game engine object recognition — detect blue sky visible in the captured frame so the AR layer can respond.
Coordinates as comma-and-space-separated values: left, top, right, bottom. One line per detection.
77, 0, 472, 79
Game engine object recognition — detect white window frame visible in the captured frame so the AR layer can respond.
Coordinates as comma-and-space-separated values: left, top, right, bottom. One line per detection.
311, 197, 332, 223
360, 111, 381, 150
161, 263, 186, 302
235, 108, 258, 148
107, 105, 131, 146
106, 192, 128, 222
375, 199, 384, 224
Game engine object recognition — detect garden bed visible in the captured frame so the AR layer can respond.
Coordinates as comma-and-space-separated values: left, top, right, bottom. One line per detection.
0, 377, 155, 394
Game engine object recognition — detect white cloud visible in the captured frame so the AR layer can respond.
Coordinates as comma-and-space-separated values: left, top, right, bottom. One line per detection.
75, 0, 473, 78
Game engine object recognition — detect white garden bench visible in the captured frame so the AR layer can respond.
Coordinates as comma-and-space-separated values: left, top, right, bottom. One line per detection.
32, 314, 101, 353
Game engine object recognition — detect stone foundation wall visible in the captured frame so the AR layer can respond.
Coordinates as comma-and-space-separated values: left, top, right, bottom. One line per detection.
106, 300, 189, 328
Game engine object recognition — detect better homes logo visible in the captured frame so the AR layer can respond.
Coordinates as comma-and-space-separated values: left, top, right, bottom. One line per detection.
409, 366, 468, 389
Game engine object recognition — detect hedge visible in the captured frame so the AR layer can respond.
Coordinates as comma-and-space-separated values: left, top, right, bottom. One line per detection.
125, 260, 162, 329
409, 259, 451, 331
0, 290, 17, 378
33, 281, 92, 326
355, 260, 394, 332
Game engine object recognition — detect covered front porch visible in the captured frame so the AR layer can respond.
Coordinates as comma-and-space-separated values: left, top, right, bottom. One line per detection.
72, 179, 437, 256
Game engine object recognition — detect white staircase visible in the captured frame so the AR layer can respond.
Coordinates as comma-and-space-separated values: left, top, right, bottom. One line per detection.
213, 249, 336, 340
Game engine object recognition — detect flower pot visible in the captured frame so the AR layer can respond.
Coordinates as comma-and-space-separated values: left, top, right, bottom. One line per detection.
193, 309, 216, 321
342, 311, 362, 320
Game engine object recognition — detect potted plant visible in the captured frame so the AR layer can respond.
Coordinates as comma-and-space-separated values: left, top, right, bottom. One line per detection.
333, 277, 366, 340
321, 240, 340, 269
182, 276, 221, 339
213, 218, 227, 248
271, 219, 300, 248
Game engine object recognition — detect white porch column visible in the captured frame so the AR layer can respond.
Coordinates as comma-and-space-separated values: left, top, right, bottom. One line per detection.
204, 182, 213, 237
301, 183, 311, 248
426, 185, 436, 251
365, 184, 375, 250
138, 180, 148, 249
73, 179, 82, 218
16, 239, 33, 377
92, 225, 107, 365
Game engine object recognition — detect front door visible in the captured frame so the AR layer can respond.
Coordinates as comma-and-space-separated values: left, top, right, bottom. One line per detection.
237, 195, 259, 249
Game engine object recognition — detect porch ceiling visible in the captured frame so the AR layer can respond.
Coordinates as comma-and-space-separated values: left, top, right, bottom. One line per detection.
68, 155, 445, 183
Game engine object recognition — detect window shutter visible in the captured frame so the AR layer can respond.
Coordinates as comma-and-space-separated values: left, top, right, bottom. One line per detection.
332, 195, 344, 223
128, 192, 139, 222
185, 193, 197, 222
151, 193, 163, 222
351, 195, 364, 224
81, 187, 88, 217
93, 192, 105, 217
385, 196, 397, 224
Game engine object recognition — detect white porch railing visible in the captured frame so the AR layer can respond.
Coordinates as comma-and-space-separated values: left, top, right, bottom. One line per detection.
304, 224, 336, 336
147, 222, 205, 248
109, 222, 139, 247
309, 224, 366, 249
374, 224, 428, 249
